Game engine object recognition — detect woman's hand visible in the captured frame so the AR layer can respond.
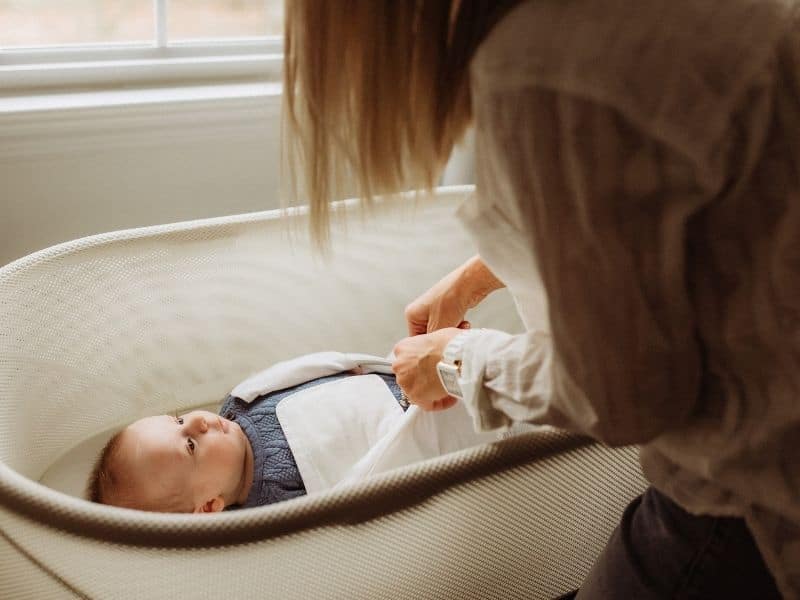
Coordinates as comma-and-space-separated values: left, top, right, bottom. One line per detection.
392, 327, 463, 411
405, 254, 504, 335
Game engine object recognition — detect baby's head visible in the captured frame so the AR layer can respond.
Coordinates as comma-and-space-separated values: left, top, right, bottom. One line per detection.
87, 410, 253, 513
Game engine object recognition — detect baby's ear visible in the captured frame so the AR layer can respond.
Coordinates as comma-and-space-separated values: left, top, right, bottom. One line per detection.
194, 496, 225, 513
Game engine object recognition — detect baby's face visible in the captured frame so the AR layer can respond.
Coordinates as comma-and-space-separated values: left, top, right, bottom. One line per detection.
120, 410, 251, 512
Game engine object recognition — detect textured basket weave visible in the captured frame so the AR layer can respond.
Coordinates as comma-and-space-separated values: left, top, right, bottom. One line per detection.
0, 186, 647, 599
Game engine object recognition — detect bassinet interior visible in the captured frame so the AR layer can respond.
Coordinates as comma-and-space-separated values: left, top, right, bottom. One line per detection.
0, 186, 648, 600
2, 187, 523, 490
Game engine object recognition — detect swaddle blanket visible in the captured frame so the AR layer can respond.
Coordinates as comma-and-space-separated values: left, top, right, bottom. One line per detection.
222, 352, 515, 507
229, 352, 397, 402
220, 364, 407, 508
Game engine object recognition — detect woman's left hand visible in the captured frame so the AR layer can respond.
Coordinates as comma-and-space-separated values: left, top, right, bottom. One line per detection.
392, 327, 463, 411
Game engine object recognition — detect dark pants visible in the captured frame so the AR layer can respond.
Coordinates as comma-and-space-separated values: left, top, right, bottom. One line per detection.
561, 487, 782, 599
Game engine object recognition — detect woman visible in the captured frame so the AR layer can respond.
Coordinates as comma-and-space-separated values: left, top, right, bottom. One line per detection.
282, 1, 799, 597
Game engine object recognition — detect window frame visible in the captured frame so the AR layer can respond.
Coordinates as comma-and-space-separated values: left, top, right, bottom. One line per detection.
1, 38, 284, 92
1, 0, 285, 93
0, 4, 285, 163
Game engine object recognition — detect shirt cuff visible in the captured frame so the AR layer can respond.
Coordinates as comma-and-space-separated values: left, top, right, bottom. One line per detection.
452, 328, 515, 432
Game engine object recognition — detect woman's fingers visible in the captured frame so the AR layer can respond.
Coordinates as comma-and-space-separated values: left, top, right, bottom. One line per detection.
405, 257, 482, 335
430, 396, 459, 411
392, 328, 463, 411
404, 301, 431, 336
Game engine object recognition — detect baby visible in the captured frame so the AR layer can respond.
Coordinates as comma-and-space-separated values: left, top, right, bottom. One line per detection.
88, 408, 254, 513
88, 352, 517, 513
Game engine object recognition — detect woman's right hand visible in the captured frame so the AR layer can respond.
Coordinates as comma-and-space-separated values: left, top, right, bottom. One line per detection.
405, 254, 505, 335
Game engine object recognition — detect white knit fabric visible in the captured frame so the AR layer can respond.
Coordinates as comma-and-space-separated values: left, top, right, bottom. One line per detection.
0, 187, 647, 599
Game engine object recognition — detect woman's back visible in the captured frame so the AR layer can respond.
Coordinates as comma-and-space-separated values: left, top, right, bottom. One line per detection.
469, 0, 800, 594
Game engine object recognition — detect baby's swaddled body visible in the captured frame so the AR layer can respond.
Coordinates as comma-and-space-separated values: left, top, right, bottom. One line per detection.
212, 351, 519, 510
220, 372, 409, 509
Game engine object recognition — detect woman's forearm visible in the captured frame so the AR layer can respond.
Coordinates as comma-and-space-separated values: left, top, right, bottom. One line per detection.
459, 255, 505, 309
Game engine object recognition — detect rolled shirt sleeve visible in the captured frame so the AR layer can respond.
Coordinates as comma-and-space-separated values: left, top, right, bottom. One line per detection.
459, 87, 711, 446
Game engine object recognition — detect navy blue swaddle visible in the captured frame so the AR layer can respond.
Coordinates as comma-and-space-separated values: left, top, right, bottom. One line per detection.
219, 372, 408, 509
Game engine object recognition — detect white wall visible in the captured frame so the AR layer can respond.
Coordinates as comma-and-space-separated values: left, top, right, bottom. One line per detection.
0, 91, 474, 268
0, 89, 283, 267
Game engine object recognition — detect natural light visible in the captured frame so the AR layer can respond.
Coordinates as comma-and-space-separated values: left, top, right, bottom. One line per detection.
0, 0, 284, 47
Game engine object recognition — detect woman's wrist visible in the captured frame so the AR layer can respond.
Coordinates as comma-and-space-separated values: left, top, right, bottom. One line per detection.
459, 255, 505, 308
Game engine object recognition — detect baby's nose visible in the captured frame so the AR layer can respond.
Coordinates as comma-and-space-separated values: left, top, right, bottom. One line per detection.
188, 414, 208, 434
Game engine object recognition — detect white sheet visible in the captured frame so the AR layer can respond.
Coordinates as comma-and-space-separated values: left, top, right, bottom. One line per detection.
276, 374, 505, 494
231, 351, 395, 403
276, 374, 404, 492
235, 352, 542, 494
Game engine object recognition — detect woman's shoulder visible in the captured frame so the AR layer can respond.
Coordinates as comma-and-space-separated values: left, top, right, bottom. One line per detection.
473, 0, 793, 87
472, 0, 794, 155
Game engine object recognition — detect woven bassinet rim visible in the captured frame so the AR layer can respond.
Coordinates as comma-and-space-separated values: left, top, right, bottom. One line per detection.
0, 429, 596, 548
0, 201, 311, 279
0, 184, 599, 552
0, 186, 461, 279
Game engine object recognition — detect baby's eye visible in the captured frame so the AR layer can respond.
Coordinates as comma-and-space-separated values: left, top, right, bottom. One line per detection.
176, 416, 184, 425
187, 438, 195, 455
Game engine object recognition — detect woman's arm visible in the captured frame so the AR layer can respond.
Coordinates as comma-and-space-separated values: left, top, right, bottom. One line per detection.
455, 86, 711, 445
394, 255, 505, 412
405, 254, 505, 336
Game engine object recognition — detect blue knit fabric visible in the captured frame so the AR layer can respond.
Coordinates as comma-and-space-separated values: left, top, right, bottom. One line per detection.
219, 372, 407, 509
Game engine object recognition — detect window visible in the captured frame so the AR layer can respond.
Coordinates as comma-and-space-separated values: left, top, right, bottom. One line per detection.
0, 1, 288, 269
0, 1, 284, 92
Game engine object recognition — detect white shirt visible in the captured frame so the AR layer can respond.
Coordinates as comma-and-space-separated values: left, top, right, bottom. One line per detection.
456, 0, 800, 596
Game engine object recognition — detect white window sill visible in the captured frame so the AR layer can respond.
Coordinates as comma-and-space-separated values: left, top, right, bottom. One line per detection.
0, 81, 281, 115
0, 82, 283, 161
1, 41, 282, 91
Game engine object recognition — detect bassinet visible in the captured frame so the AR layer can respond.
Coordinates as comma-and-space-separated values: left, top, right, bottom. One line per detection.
0, 185, 647, 599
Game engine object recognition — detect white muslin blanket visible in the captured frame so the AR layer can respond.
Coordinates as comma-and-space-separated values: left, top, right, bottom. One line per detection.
231, 352, 523, 494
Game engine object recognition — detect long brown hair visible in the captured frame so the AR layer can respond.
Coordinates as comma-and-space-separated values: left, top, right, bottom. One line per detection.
282, 1, 483, 249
